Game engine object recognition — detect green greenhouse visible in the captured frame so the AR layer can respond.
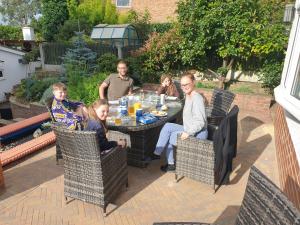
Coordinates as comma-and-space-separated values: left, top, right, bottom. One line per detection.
90, 24, 140, 47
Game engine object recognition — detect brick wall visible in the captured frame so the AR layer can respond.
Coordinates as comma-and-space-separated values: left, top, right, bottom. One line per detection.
142, 84, 272, 121
115, 0, 178, 23
274, 105, 300, 210
10, 97, 47, 119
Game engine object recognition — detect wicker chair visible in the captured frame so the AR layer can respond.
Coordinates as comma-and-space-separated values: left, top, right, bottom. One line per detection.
175, 106, 239, 191
206, 88, 235, 126
174, 80, 185, 101
155, 166, 300, 225
52, 125, 130, 215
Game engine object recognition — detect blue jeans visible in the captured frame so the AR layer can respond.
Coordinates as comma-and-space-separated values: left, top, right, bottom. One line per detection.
154, 122, 208, 164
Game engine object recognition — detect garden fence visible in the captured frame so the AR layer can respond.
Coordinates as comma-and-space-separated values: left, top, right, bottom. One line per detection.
41, 42, 142, 65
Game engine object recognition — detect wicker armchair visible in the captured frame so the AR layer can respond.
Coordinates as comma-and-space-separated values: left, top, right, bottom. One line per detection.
175, 106, 239, 191
52, 125, 130, 215
206, 88, 235, 126
174, 80, 185, 101
155, 166, 300, 225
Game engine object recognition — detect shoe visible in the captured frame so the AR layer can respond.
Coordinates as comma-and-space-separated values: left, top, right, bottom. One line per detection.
160, 164, 175, 172
151, 153, 161, 160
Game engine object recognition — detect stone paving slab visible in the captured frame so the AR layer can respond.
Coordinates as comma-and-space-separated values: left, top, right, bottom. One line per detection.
0, 114, 278, 225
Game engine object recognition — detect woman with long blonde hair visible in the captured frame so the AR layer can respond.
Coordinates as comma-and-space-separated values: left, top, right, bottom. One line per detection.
83, 99, 126, 151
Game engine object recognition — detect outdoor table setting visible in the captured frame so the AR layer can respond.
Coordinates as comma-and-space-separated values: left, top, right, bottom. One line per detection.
106, 91, 183, 167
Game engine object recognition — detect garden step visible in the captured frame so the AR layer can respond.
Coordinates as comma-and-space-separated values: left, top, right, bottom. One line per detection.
0, 112, 50, 137
12, 118, 25, 122
0, 131, 56, 166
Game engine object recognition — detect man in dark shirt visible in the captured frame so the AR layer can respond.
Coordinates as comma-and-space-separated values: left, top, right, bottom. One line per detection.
99, 60, 133, 101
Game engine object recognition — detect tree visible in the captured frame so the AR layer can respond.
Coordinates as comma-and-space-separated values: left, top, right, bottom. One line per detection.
62, 32, 97, 76
104, 0, 118, 24
77, 0, 104, 25
127, 10, 151, 40
67, 0, 80, 20
177, 0, 288, 88
54, 19, 93, 42
41, 0, 69, 41
0, 0, 41, 26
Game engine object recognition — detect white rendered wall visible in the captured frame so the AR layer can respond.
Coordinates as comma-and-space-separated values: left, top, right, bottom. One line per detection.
0, 50, 28, 102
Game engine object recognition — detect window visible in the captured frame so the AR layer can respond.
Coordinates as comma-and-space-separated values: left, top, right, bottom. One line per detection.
0, 70, 3, 78
116, 0, 131, 7
291, 66, 300, 100
274, 2, 300, 121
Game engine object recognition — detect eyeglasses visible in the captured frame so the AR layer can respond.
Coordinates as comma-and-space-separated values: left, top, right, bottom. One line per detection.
181, 83, 192, 87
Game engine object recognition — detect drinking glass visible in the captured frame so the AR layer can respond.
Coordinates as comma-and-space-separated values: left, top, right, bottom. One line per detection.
115, 117, 122, 126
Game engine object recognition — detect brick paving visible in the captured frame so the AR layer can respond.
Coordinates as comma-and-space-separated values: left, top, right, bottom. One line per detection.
0, 113, 278, 225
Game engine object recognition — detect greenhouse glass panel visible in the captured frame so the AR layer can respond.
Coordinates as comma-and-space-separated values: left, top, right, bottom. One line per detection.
123, 29, 129, 39
101, 28, 114, 38
91, 28, 103, 39
112, 28, 125, 38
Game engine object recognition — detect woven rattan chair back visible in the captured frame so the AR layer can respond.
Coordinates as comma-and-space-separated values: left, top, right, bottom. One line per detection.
210, 88, 235, 116
52, 125, 128, 215
174, 80, 185, 101
236, 166, 300, 225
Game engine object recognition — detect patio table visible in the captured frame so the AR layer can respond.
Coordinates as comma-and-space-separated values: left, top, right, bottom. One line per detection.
107, 98, 183, 168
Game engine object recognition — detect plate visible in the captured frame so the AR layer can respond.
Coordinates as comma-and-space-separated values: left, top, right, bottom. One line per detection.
108, 100, 119, 105
166, 96, 178, 101
151, 110, 168, 117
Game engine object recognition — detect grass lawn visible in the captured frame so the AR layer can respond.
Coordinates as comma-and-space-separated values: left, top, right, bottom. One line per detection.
196, 80, 270, 96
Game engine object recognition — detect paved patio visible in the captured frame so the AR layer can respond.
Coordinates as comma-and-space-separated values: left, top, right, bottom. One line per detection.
0, 112, 278, 225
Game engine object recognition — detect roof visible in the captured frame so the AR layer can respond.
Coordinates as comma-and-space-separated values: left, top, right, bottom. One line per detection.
91, 24, 138, 40
94, 24, 131, 28
0, 45, 25, 56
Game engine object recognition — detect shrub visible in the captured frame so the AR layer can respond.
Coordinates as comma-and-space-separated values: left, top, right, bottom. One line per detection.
0, 25, 22, 40
23, 47, 40, 63
258, 59, 284, 94
134, 28, 184, 74
15, 76, 60, 103
150, 23, 173, 33
97, 53, 118, 73
54, 19, 93, 42
67, 72, 107, 105
125, 56, 144, 85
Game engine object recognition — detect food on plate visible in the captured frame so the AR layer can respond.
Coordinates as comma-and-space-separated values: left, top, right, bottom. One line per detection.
161, 105, 168, 111
151, 110, 167, 117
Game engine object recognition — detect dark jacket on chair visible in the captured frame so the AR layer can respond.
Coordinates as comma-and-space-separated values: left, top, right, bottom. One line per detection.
213, 105, 239, 186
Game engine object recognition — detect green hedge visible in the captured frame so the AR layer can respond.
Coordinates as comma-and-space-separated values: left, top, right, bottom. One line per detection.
0, 25, 22, 40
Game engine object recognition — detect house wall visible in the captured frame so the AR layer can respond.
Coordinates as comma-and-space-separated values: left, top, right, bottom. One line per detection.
0, 49, 34, 102
274, 105, 300, 210
114, 0, 178, 23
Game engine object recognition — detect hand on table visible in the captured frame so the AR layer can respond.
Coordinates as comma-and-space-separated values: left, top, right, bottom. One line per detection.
181, 132, 189, 140
118, 139, 127, 148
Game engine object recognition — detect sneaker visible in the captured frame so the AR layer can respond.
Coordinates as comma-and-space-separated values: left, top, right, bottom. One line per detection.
160, 164, 175, 172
